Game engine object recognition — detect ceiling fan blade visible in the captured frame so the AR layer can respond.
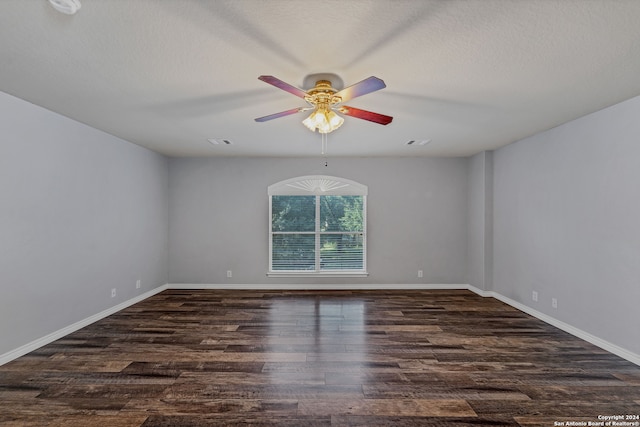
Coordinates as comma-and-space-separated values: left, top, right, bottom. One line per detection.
339, 106, 393, 125
258, 75, 308, 99
334, 76, 386, 103
255, 107, 307, 122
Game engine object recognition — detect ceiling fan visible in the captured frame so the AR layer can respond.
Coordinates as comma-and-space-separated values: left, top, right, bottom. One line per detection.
254, 75, 393, 134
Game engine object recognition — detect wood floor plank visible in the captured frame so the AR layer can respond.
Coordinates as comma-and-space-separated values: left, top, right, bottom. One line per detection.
1, 289, 639, 426
298, 398, 477, 417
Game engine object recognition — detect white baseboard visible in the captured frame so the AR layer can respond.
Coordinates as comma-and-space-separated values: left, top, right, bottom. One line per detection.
167, 283, 470, 291
0, 285, 168, 366
466, 284, 494, 298
2, 283, 638, 368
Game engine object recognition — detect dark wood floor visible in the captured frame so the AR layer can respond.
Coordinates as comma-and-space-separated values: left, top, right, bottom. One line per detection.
1, 290, 639, 426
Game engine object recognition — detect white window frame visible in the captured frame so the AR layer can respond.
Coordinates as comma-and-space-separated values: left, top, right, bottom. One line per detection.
268, 175, 368, 277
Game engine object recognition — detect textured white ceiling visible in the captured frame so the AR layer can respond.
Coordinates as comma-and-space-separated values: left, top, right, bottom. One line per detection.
2, 0, 640, 157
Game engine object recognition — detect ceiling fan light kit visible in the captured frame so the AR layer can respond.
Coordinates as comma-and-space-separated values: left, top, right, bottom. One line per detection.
255, 74, 393, 135
302, 108, 344, 134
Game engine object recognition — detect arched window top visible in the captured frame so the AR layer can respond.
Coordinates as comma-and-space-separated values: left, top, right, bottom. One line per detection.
268, 175, 368, 196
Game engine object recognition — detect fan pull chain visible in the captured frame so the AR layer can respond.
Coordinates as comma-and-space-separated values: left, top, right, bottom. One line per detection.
321, 132, 328, 155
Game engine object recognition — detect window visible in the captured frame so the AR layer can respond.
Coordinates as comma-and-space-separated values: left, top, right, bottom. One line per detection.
268, 176, 367, 277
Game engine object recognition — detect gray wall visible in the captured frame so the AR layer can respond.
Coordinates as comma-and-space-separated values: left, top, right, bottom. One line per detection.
4, 84, 639, 361
0, 91, 169, 356
467, 151, 493, 291
168, 157, 469, 285
493, 95, 640, 355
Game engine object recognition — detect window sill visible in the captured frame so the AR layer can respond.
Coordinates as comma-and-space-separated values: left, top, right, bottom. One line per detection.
267, 271, 369, 278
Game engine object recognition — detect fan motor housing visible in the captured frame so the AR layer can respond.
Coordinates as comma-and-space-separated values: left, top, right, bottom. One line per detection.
305, 80, 341, 105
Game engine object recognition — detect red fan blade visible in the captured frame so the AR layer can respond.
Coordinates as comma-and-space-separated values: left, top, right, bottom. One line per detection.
258, 75, 308, 99
255, 107, 307, 122
334, 76, 386, 103
339, 106, 393, 125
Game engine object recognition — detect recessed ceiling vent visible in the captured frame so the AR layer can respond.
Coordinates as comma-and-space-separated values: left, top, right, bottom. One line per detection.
207, 138, 233, 145
406, 139, 431, 146
48, 0, 81, 15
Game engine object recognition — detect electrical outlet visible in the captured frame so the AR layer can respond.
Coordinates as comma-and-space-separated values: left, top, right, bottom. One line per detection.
532, 291, 538, 302
417, 270, 423, 278
227, 270, 233, 278
552, 298, 558, 309
136, 279, 141, 289
111, 288, 116, 298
